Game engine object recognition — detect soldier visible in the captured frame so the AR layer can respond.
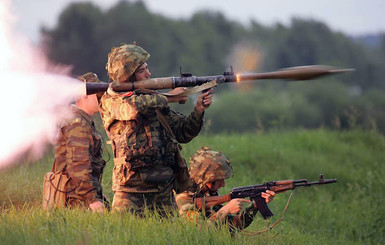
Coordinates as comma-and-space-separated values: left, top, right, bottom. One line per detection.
51, 72, 109, 213
175, 146, 275, 231
99, 43, 213, 214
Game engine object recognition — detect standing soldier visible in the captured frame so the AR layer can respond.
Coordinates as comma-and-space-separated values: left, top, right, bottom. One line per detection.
99, 43, 213, 215
50, 72, 109, 213
175, 146, 275, 232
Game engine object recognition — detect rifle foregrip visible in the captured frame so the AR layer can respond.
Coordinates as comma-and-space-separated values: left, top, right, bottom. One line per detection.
255, 195, 274, 219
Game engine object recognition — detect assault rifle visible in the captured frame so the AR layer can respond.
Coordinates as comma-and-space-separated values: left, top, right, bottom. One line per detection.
194, 175, 337, 219
85, 65, 352, 95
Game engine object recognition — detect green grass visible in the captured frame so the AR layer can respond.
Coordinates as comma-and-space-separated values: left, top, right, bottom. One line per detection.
0, 129, 384, 244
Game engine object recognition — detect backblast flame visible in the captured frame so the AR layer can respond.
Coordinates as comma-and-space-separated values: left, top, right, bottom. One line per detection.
0, 0, 85, 168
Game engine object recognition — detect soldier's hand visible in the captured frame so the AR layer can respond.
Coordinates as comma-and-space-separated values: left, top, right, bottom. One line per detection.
261, 190, 275, 204
167, 87, 188, 103
221, 198, 250, 214
195, 89, 213, 114
89, 201, 105, 213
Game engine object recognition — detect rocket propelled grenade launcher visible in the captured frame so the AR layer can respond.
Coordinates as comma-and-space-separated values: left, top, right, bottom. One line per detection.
85, 65, 353, 95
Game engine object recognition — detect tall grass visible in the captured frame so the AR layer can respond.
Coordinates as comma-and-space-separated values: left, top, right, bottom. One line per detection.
0, 129, 384, 244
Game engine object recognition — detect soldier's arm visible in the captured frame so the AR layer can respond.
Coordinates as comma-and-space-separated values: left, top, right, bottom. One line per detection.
101, 92, 169, 120
167, 88, 212, 128
64, 120, 99, 205
208, 198, 251, 225
125, 93, 170, 114
163, 109, 204, 143
176, 191, 254, 228
230, 191, 274, 230
175, 192, 202, 222
229, 202, 259, 231
161, 89, 213, 142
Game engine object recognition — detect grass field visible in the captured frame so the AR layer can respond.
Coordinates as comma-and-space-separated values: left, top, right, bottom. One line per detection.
0, 129, 384, 244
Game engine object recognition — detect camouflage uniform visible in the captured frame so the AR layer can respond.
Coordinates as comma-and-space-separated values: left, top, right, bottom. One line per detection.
100, 43, 204, 213
53, 105, 108, 209
175, 146, 258, 231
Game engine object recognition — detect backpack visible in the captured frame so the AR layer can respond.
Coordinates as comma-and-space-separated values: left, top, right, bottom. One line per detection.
42, 163, 72, 210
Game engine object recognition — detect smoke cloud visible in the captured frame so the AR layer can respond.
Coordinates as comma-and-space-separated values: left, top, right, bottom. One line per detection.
227, 42, 264, 92
0, 0, 85, 168
228, 42, 263, 73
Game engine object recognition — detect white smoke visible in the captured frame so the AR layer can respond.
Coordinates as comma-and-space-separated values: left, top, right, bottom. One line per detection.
0, 0, 85, 167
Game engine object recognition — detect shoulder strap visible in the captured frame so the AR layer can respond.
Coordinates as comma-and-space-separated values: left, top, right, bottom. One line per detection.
155, 110, 176, 139
160, 79, 218, 97
156, 109, 184, 157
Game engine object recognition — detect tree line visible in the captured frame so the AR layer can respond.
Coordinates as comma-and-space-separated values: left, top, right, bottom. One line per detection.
41, 0, 385, 133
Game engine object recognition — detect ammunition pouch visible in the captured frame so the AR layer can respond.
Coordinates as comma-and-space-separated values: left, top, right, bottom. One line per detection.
118, 146, 159, 170
114, 157, 174, 186
140, 165, 174, 185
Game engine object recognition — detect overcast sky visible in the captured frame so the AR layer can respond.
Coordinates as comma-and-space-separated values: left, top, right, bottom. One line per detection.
10, 0, 385, 43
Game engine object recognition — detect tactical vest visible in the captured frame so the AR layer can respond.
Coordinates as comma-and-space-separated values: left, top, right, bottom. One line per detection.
100, 89, 203, 193
108, 109, 179, 169
100, 94, 179, 192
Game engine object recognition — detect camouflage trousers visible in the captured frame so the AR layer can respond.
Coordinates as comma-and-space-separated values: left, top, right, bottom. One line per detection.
112, 184, 177, 217
66, 196, 110, 211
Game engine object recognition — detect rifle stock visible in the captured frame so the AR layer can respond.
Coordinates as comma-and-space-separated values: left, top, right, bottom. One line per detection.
194, 193, 231, 210
85, 65, 353, 95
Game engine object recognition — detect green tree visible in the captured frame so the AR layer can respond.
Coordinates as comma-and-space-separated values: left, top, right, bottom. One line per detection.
40, 1, 385, 133
42, 2, 103, 76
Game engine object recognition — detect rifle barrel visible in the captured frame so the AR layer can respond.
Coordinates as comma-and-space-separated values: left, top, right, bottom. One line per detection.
295, 179, 337, 187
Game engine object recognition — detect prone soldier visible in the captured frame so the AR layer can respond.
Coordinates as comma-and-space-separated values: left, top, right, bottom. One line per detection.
175, 146, 275, 231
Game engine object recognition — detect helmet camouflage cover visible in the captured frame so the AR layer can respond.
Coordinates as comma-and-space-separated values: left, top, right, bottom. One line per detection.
78, 72, 100, 83
106, 43, 150, 83
189, 146, 233, 188
78, 72, 104, 100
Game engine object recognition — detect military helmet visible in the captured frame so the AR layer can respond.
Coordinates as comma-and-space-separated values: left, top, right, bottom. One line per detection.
78, 72, 100, 83
189, 146, 233, 188
78, 72, 103, 100
106, 42, 150, 83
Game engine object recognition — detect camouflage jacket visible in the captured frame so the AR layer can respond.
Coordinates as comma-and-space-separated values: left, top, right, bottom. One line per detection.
99, 89, 204, 193
53, 105, 106, 206
175, 184, 258, 231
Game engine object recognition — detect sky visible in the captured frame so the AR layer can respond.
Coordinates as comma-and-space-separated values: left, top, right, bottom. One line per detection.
9, 0, 385, 43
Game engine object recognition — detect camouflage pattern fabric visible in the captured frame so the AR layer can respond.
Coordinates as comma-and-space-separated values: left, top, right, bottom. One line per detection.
175, 182, 257, 232
189, 146, 233, 190
99, 88, 204, 211
176, 184, 224, 220
53, 105, 108, 208
176, 147, 256, 231
112, 183, 177, 217
78, 72, 100, 83
106, 43, 150, 83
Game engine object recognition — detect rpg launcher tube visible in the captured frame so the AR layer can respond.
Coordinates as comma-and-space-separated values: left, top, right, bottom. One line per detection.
85, 65, 353, 95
